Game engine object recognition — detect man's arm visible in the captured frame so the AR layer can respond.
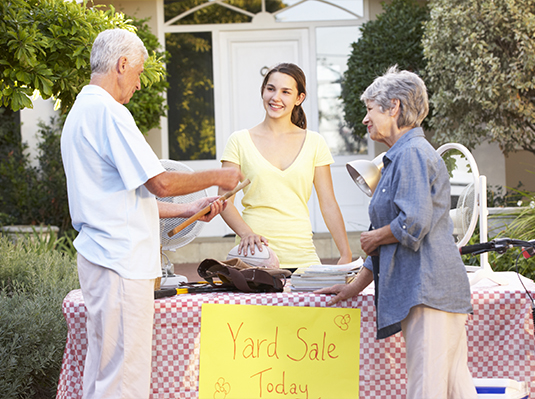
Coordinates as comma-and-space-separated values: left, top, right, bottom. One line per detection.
157, 196, 226, 221
145, 168, 243, 198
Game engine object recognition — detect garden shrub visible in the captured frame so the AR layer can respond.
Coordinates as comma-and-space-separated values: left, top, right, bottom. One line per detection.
491, 191, 535, 281
0, 236, 79, 399
462, 188, 535, 281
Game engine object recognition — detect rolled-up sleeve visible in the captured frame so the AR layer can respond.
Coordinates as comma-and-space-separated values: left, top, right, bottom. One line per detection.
389, 147, 435, 252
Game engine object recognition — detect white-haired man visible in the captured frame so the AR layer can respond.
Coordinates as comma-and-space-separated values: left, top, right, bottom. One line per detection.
61, 29, 242, 399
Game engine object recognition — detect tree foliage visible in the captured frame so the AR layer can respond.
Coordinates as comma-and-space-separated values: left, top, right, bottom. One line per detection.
0, 0, 166, 133
341, 0, 429, 138
125, 16, 169, 133
423, 0, 535, 155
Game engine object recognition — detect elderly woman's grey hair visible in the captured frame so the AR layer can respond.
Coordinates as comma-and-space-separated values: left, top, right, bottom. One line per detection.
361, 66, 429, 128
90, 29, 148, 77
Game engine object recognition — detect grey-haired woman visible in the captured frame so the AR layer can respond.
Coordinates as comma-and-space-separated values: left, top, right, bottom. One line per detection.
316, 66, 477, 399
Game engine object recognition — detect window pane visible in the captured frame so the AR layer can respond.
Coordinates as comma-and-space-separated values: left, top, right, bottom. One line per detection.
316, 26, 367, 156
276, 0, 363, 22
164, 0, 286, 25
166, 32, 216, 160
165, 0, 250, 24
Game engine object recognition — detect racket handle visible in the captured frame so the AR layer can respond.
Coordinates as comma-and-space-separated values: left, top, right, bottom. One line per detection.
167, 179, 250, 237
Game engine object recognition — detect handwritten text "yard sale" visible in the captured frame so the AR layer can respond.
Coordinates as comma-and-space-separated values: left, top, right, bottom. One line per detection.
228, 322, 339, 362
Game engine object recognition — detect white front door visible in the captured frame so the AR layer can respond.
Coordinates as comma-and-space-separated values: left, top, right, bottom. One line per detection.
217, 28, 312, 150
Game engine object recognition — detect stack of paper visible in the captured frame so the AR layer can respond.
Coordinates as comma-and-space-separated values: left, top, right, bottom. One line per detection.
290, 258, 363, 292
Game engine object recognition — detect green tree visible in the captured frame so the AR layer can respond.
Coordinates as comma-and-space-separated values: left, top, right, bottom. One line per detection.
423, 0, 535, 155
125, 16, 169, 133
341, 0, 429, 138
0, 2, 168, 229
0, 0, 166, 133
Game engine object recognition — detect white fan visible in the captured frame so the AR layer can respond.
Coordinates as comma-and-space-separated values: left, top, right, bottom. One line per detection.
436, 143, 508, 286
451, 183, 476, 246
156, 159, 207, 288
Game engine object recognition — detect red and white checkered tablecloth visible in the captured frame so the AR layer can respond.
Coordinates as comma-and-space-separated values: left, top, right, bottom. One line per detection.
56, 271, 535, 399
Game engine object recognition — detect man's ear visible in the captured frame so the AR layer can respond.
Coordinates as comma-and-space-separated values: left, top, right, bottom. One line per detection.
117, 56, 128, 74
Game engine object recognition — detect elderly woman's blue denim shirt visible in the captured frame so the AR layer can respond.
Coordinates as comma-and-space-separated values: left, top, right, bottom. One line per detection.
363, 127, 472, 339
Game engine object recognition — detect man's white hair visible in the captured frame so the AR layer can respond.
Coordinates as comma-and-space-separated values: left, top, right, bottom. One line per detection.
90, 29, 148, 77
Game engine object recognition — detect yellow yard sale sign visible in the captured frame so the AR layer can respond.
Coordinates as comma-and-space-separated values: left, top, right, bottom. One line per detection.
198, 304, 360, 399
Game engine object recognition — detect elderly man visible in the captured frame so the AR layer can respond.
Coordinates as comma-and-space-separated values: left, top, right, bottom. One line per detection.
61, 29, 242, 399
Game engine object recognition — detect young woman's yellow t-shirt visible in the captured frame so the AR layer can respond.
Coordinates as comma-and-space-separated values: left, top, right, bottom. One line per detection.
221, 129, 334, 269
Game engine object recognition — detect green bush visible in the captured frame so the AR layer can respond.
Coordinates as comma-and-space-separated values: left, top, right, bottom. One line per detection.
0, 108, 40, 226
341, 0, 429, 138
0, 236, 79, 399
462, 189, 535, 281
423, 0, 535, 155
492, 192, 535, 281
0, 114, 70, 232
35, 117, 71, 232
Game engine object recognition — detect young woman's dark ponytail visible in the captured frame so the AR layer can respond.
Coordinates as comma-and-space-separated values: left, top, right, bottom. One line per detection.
292, 104, 307, 129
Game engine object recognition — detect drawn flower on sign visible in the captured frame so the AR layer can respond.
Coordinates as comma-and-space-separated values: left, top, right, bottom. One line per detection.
334, 314, 351, 330
214, 377, 231, 398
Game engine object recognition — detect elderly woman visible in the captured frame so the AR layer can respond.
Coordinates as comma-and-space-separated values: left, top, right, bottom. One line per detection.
316, 66, 477, 399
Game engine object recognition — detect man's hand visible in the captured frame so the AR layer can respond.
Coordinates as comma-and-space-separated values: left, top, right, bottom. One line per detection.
195, 197, 227, 222
157, 196, 226, 219
218, 168, 244, 191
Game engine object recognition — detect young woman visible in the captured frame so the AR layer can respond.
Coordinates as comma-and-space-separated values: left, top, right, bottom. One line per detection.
219, 63, 352, 270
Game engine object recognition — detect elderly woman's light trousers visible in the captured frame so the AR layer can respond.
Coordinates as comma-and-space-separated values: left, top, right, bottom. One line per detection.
401, 304, 478, 399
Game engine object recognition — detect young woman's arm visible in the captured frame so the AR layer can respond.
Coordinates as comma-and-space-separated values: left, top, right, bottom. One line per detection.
219, 161, 268, 255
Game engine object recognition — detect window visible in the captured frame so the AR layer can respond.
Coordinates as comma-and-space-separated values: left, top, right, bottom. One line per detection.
316, 26, 367, 155
275, 0, 363, 22
166, 32, 215, 160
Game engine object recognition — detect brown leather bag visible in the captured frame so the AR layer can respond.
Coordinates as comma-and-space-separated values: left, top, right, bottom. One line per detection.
197, 258, 291, 293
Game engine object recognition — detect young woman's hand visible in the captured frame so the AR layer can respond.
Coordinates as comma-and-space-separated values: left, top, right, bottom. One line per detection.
238, 232, 269, 256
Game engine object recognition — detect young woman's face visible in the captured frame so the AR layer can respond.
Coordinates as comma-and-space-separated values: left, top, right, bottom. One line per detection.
262, 72, 305, 121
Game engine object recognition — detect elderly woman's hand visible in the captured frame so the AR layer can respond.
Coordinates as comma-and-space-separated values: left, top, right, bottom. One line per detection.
315, 267, 374, 306
360, 225, 399, 256
360, 230, 380, 256
314, 284, 362, 306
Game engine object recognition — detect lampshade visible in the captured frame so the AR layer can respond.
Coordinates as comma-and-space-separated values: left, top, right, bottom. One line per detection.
346, 152, 386, 197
